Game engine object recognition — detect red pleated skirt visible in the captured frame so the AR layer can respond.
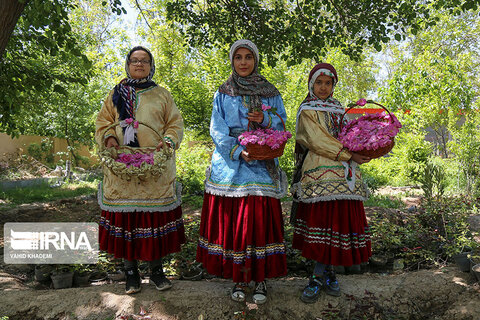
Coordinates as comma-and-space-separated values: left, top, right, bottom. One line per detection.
196, 193, 287, 283
99, 206, 185, 261
292, 200, 371, 266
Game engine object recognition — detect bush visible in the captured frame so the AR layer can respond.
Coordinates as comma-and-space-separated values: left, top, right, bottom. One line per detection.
362, 131, 433, 187
27, 138, 54, 165
417, 156, 447, 203
278, 139, 295, 181
369, 196, 479, 269
448, 116, 480, 196
176, 139, 213, 196
360, 164, 389, 193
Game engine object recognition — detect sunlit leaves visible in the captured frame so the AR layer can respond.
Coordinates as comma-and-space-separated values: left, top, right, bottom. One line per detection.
165, 0, 480, 65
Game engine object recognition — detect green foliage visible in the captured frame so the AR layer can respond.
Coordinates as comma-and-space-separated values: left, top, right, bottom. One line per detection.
136, 2, 232, 139
0, 180, 97, 208
379, 10, 479, 161
1, 0, 93, 136
166, 0, 480, 64
448, 115, 480, 196
370, 197, 479, 268
417, 157, 448, 203
360, 166, 389, 193
406, 138, 431, 182
164, 215, 201, 277
181, 194, 203, 209
1, 0, 128, 160
364, 194, 405, 209
175, 138, 213, 195
363, 132, 433, 186
27, 139, 54, 165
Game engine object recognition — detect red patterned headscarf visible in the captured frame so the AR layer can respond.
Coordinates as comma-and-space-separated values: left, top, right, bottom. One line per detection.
297, 63, 344, 118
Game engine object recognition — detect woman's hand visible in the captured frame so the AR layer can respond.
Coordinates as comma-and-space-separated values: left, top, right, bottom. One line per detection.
156, 139, 172, 151
105, 137, 119, 149
350, 152, 371, 164
241, 150, 253, 162
247, 111, 264, 123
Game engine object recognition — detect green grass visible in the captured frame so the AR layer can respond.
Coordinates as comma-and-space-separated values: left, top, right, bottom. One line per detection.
0, 180, 98, 208
364, 194, 406, 209
182, 194, 203, 209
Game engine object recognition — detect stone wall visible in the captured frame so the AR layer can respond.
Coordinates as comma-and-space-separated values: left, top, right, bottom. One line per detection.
0, 133, 97, 167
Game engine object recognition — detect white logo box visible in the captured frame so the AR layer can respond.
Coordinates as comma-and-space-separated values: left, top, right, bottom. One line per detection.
4, 222, 99, 264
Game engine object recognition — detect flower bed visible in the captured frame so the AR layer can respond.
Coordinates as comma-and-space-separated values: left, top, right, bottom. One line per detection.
339, 99, 402, 159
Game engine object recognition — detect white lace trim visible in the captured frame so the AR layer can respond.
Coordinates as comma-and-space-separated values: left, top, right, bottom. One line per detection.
204, 167, 288, 199
295, 105, 347, 131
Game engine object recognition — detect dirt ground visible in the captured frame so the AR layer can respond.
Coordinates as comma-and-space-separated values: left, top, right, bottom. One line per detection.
1, 196, 480, 320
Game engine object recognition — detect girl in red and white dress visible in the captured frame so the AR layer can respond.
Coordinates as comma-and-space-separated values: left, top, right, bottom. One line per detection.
291, 63, 371, 303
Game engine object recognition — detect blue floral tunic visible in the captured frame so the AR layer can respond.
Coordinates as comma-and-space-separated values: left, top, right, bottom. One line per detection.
204, 91, 288, 198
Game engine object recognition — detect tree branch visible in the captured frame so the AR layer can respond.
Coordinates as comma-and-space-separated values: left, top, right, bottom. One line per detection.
134, 0, 156, 38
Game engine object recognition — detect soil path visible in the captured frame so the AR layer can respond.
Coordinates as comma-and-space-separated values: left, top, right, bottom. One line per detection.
0, 267, 479, 320
1, 197, 479, 320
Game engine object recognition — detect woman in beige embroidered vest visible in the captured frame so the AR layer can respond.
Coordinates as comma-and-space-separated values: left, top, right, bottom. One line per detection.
291, 63, 371, 303
95, 46, 184, 295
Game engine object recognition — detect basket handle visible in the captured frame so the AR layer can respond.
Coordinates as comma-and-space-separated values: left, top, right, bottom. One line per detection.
247, 111, 286, 132
340, 100, 393, 130
101, 120, 167, 151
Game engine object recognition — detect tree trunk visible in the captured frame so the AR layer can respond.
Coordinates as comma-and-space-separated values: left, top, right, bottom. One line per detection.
0, 0, 28, 59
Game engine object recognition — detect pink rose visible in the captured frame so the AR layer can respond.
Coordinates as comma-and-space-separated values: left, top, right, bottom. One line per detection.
262, 104, 272, 111
356, 98, 367, 106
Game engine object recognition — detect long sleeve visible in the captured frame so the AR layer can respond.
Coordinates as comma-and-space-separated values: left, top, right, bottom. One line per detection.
97, 85, 182, 212
296, 110, 351, 162
269, 95, 287, 132
95, 90, 118, 148
205, 92, 288, 199
162, 90, 184, 150
210, 92, 245, 160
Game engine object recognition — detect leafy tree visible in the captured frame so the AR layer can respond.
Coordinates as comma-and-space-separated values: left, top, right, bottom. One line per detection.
135, 0, 231, 138
0, 0, 74, 58
379, 10, 479, 157
369, 10, 480, 190
3, 0, 130, 165
0, 0, 126, 58
165, 0, 480, 64
0, 0, 126, 137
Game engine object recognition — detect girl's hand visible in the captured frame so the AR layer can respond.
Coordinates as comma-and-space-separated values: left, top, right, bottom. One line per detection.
247, 111, 264, 123
156, 139, 172, 151
105, 137, 119, 149
241, 150, 253, 162
350, 152, 371, 164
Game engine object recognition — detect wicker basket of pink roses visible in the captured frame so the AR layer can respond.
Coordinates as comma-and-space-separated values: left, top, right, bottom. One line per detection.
98, 119, 173, 181
338, 99, 402, 159
238, 105, 292, 160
